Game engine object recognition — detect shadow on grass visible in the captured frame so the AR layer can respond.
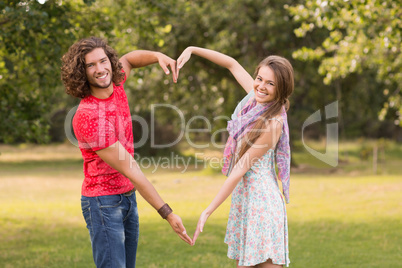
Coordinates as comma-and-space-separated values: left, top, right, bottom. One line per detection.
137, 218, 402, 268
0, 220, 94, 268
1, 217, 401, 268
288, 219, 402, 268
137, 218, 233, 268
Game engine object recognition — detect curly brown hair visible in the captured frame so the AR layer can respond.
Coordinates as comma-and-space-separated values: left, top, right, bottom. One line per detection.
61, 37, 125, 98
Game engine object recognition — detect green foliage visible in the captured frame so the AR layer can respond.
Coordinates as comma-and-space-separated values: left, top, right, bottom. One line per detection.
0, 0, 113, 142
0, 0, 400, 144
124, 0, 303, 140
287, 0, 402, 125
0, 0, 180, 144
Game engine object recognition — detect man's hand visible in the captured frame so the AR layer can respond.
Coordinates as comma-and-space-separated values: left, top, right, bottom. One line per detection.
166, 213, 193, 245
156, 53, 178, 83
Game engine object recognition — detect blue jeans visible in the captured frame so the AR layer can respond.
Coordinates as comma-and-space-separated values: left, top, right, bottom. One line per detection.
81, 192, 139, 268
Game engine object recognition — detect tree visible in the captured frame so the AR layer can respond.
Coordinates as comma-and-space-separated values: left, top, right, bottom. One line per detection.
124, 0, 307, 144
0, 0, 114, 143
287, 0, 402, 126
2, 0, 399, 146
0, 0, 166, 143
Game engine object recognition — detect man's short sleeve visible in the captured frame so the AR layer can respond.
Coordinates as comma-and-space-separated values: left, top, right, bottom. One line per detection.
73, 111, 118, 151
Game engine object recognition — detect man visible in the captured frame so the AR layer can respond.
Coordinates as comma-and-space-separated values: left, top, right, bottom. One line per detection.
61, 37, 192, 268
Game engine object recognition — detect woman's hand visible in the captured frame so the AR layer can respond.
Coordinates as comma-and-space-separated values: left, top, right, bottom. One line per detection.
176, 47, 193, 79
192, 210, 210, 245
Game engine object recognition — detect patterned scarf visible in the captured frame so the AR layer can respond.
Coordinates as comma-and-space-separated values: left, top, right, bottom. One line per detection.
222, 96, 291, 203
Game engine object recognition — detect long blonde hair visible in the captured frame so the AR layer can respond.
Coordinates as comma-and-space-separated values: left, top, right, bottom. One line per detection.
236, 55, 294, 161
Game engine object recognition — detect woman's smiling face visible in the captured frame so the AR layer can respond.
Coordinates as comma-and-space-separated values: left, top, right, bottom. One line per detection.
253, 65, 277, 104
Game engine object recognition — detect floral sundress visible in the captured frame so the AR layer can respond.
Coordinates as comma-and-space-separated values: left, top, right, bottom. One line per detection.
224, 144, 290, 266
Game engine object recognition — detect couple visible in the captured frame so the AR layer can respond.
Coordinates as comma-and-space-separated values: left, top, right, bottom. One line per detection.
61, 37, 293, 268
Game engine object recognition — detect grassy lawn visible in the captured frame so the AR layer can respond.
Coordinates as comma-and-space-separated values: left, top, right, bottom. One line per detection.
0, 141, 401, 267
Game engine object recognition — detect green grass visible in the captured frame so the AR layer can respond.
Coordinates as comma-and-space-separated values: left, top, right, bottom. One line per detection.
0, 141, 401, 267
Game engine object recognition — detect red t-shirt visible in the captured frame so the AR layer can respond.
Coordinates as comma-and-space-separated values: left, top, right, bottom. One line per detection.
73, 74, 135, 197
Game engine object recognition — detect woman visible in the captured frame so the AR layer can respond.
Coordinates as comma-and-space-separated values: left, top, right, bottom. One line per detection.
177, 47, 293, 267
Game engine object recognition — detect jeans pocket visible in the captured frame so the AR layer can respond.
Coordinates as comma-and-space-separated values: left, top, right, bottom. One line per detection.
97, 194, 123, 208
80, 198, 92, 229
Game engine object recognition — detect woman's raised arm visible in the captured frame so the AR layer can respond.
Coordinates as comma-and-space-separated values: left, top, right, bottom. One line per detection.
177, 46, 254, 93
